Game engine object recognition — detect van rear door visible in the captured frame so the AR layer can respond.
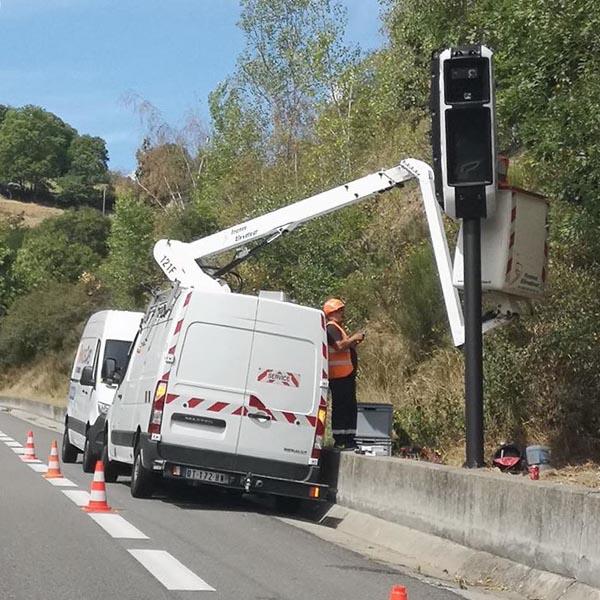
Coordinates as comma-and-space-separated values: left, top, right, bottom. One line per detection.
236, 298, 324, 466
160, 292, 258, 465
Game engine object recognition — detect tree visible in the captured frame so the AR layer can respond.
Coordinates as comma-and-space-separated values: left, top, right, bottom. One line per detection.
0, 105, 75, 189
135, 142, 194, 210
67, 134, 109, 183
100, 193, 156, 309
236, 0, 356, 170
0, 216, 26, 315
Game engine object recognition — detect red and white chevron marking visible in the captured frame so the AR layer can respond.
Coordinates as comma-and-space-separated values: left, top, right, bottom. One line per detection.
164, 392, 318, 428
161, 291, 192, 382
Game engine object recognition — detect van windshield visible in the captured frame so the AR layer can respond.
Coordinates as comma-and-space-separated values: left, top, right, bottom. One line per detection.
102, 339, 132, 380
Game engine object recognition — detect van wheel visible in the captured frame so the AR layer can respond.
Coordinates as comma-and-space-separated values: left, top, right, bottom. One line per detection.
82, 434, 96, 473
130, 446, 155, 499
61, 423, 78, 464
102, 445, 119, 483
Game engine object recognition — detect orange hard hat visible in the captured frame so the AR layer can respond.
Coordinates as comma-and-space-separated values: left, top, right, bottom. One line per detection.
323, 298, 345, 316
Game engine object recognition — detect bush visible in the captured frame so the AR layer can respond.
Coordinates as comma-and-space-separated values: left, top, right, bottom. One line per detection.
0, 281, 97, 366
12, 208, 109, 291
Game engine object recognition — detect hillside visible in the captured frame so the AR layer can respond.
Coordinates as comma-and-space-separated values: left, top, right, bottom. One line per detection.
0, 196, 63, 226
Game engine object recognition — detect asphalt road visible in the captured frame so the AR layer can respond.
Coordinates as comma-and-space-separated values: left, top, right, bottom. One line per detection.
0, 410, 461, 600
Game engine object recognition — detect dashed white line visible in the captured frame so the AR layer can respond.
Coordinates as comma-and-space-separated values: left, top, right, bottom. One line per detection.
88, 513, 149, 539
128, 549, 215, 591
11, 447, 25, 454
5, 441, 21, 447
62, 490, 90, 507
46, 477, 77, 487
26, 463, 47, 472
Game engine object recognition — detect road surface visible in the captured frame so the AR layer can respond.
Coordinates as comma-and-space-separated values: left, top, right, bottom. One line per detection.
0, 409, 462, 600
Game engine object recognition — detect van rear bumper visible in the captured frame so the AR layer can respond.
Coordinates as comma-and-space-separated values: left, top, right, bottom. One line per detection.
139, 434, 328, 500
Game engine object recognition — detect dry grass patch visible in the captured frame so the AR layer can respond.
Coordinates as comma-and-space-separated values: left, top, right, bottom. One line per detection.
0, 196, 63, 226
0, 354, 69, 406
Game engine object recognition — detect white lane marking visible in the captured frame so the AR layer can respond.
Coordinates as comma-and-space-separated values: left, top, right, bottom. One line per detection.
127, 550, 215, 591
89, 514, 149, 539
0, 436, 13, 441
5, 441, 21, 447
62, 490, 90, 507
11, 447, 26, 454
27, 463, 47, 472
46, 477, 76, 487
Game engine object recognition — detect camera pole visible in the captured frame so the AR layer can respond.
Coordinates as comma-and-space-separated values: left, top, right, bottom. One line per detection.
463, 216, 484, 467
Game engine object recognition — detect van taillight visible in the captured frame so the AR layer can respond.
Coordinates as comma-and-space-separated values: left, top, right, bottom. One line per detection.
148, 380, 168, 435
310, 397, 328, 464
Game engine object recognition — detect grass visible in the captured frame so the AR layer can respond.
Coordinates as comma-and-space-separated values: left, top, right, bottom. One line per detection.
0, 195, 63, 226
0, 355, 69, 406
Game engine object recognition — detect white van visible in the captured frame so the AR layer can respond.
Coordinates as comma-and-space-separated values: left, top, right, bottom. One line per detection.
106, 287, 329, 503
62, 310, 143, 471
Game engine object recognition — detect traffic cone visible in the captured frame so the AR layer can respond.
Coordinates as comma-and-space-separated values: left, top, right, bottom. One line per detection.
83, 460, 113, 512
389, 585, 408, 600
43, 440, 63, 479
21, 431, 38, 462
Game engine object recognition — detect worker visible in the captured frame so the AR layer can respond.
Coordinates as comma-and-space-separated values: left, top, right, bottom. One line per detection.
323, 298, 365, 450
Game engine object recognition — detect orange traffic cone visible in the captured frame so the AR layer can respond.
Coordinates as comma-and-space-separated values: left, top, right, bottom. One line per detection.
21, 431, 38, 462
43, 440, 63, 478
389, 586, 408, 600
83, 460, 113, 513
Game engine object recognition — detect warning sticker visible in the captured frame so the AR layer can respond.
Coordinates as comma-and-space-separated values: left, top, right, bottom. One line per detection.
257, 369, 301, 388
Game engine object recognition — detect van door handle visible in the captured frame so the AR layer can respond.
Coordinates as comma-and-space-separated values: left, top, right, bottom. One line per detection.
248, 411, 271, 422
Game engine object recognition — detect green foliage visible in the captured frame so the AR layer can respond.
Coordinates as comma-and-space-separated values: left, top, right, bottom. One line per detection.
100, 193, 156, 310
0, 281, 97, 366
387, 242, 448, 356
0, 216, 26, 314
55, 174, 100, 207
67, 134, 109, 183
157, 198, 219, 243
0, 105, 75, 188
12, 208, 110, 292
237, 0, 354, 152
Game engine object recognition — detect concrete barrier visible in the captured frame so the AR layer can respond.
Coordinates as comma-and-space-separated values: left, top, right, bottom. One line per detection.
330, 452, 600, 590
0, 396, 65, 425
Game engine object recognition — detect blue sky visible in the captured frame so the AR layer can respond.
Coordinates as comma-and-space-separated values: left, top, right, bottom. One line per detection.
0, 0, 385, 173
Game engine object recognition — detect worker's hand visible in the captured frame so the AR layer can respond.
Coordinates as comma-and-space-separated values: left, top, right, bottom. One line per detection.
353, 332, 366, 344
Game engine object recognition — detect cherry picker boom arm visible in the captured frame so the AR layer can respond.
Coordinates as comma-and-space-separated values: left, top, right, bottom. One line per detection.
153, 159, 466, 345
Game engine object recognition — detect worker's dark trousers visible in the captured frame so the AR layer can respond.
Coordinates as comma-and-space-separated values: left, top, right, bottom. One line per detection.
329, 373, 357, 447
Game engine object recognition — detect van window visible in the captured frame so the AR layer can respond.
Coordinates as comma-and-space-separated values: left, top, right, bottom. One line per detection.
176, 323, 253, 391
101, 339, 132, 381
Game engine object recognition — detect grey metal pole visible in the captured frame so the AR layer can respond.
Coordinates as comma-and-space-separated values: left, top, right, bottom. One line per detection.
463, 216, 484, 467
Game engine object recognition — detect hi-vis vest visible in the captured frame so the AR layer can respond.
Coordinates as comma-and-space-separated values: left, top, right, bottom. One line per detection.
327, 321, 354, 379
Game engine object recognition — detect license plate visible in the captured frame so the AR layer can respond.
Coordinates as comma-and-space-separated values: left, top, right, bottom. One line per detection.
184, 467, 231, 485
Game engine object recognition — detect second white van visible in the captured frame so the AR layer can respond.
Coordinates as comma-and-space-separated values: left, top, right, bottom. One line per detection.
62, 310, 143, 471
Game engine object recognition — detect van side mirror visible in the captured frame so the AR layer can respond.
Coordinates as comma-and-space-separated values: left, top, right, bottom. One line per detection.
80, 365, 95, 387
